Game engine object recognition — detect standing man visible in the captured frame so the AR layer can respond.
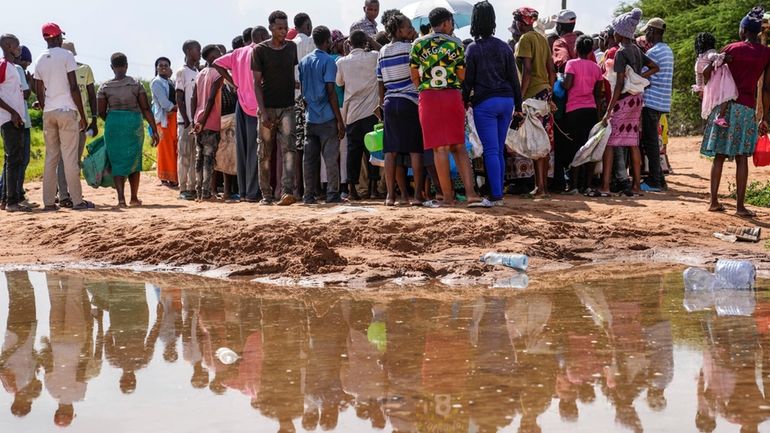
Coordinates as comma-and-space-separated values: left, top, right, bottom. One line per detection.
409, 9, 482, 207
551, 10, 595, 73
57, 40, 97, 208
174, 40, 201, 201
335, 30, 379, 200
298, 26, 345, 204
0, 34, 29, 212
640, 18, 673, 192
290, 13, 316, 198
33, 23, 93, 211
350, 0, 381, 36
253, 10, 299, 206
214, 27, 265, 202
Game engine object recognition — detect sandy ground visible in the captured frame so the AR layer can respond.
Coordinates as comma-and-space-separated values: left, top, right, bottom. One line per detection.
5, 136, 770, 285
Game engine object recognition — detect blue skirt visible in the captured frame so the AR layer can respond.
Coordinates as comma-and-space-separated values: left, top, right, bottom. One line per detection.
701, 103, 758, 158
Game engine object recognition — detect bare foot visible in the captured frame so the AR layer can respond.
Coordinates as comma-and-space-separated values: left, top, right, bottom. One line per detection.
130, 199, 143, 207
117, 201, 128, 208
736, 207, 757, 218
708, 203, 726, 212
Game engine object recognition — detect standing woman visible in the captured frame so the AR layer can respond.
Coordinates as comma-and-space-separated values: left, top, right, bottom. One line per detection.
702, 6, 770, 217
463, 1, 523, 207
150, 57, 178, 187
514, 7, 555, 199
377, 13, 425, 206
598, 8, 659, 197
97, 53, 159, 207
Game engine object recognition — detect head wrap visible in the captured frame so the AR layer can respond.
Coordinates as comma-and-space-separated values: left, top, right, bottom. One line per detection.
612, 8, 642, 39
331, 30, 346, 44
741, 6, 764, 33
513, 7, 539, 27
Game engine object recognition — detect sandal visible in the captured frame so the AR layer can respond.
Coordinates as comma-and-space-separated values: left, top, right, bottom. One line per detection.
59, 198, 74, 208
623, 190, 644, 197
42, 205, 59, 212
587, 190, 612, 198
72, 200, 95, 210
422, 199, 441, 208
708, 204, 726, 213
6, 203, 32, 212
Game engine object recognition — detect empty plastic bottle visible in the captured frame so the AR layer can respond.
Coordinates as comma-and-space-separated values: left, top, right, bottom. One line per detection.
492, 273, 530, 289
215, 347, 240, 365
683, 267, 716, 312
480, 253, 529, 271
715, 259, 756, 289
715, 289, 756, 317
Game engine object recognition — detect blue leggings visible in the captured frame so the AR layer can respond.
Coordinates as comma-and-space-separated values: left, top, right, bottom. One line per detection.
473, 97, 514, 201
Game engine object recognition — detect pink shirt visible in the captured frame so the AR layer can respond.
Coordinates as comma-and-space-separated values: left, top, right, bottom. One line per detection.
214, 44, 259, 117
564, 58, 603, 113
194, 67, 222, 131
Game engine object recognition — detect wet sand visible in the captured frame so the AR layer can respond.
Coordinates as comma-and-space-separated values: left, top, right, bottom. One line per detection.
6, 136, 770, 284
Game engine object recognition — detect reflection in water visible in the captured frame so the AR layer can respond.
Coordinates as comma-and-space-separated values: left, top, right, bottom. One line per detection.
1, 271, 769, 432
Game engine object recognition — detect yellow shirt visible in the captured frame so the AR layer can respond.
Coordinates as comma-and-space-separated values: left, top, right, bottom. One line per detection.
75, 63, 95, 119
515, 31, 551, 100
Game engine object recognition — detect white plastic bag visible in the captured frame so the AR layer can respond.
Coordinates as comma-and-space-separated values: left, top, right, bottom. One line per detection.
466, 109, 484, 159
570, 122, 612, 167
605, 65, 649, 96
505, 98, 550, 160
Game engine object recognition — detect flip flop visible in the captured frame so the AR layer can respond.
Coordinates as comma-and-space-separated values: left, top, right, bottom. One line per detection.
623, 190, 644, 197
422, 199, 441, 208
587, 190, 612, 198
708, 204, 726, 213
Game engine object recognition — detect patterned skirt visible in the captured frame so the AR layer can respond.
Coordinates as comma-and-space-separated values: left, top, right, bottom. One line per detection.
607, 94, 643, 147
701, 102, 758, 158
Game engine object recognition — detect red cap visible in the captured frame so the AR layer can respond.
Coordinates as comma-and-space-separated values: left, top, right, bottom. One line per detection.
41, 23, 65, 39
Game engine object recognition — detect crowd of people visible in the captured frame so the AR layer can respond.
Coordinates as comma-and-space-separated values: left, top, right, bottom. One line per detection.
0, 1, 765, 214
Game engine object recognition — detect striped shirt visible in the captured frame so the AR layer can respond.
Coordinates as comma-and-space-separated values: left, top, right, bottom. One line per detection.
376, 42, 419, 103
643, 42, 674, 113
350, 17, 378, 36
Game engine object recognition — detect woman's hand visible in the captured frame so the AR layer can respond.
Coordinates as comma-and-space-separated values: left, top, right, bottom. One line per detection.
151, 130, 160, 147
759, 119, 768, 136
601, 113, 611, 127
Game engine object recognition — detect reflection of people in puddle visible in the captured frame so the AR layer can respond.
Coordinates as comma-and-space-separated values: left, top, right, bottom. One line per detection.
340, 300, 387, 430
182, 288, 210, 389
41, 274, 100, 427
467, 297, 518, 433
156, 285, 183, 363
506, 294, 557, 433
416, 300, 472, 433
0, 271, 42, 418
697, 316, 769, 433
302, 299, 352, 431
254, 299, 305, 433
98, 281, 160, 394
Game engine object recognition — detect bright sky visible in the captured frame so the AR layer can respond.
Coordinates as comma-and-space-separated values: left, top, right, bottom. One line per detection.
4, 0, 624, 82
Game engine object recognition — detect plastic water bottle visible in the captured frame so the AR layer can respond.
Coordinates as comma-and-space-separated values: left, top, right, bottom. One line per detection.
480, 253, 529, 271
215, 347, 240, 365
715, 259, 756, 289
715, 288, 756, 317
683, 267, 716, 312
492, 273, 529, 289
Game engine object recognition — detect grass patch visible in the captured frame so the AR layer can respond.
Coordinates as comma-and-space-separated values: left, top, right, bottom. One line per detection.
729, 181, 770, 208
21, 118, 156, 181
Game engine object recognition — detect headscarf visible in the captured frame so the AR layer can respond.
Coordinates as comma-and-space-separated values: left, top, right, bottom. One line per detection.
19, 46, 32, 63
612, 8, 642, 39
513, 7, 539, 27
331, 30, 346, 45
741, 6, 764, 34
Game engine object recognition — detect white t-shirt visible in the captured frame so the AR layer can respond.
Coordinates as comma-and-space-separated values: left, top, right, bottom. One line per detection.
291, 33, 316, 98
174, 65, 198, 124
0, 59, 26, 126
33, 47, 78, 112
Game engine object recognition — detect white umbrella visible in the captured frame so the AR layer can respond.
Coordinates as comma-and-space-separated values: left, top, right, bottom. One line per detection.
401, 0, 475, 30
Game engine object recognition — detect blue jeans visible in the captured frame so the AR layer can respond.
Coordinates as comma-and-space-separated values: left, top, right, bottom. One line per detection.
473, 97, 514, 201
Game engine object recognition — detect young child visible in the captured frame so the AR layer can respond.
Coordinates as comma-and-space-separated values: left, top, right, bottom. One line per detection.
693, 32, 737, 127
191, 45, 225, 201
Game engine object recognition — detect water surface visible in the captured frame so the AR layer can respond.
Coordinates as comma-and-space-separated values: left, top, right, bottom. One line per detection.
1, 270, 769, 433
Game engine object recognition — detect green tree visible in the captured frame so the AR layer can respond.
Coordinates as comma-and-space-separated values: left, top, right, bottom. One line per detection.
622, 0, 760, 134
